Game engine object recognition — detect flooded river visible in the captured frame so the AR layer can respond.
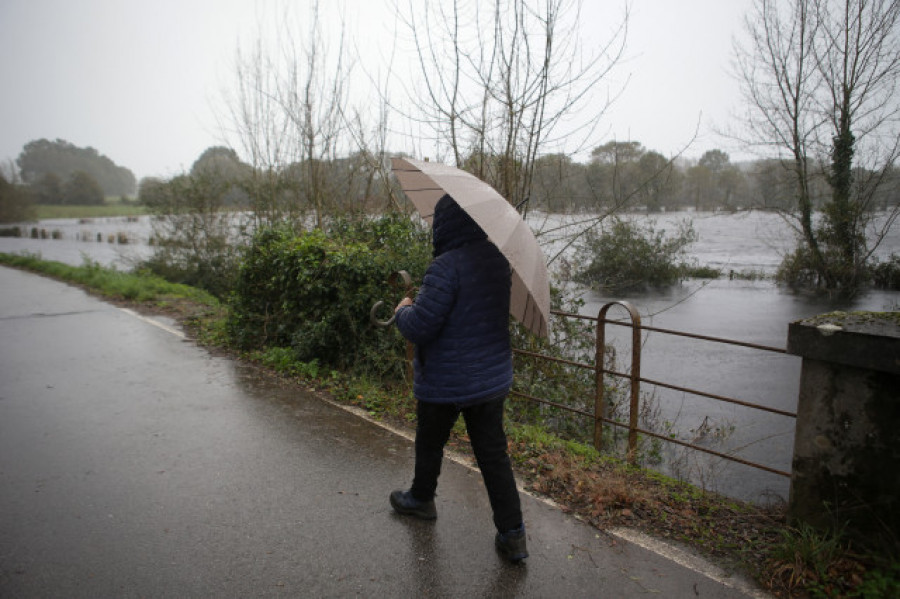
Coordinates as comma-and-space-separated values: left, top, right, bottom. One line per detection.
0, 215, 154, 268
536, 210, 899, 502
2, 210, 898, 502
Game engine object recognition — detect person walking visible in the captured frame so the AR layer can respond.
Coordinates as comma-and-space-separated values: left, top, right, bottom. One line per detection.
389, 194, 528, 563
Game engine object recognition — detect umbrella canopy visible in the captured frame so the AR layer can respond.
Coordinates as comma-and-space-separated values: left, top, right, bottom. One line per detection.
391, 157, 550, 338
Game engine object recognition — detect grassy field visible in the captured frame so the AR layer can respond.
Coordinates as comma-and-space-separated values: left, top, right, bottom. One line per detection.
34, 199, 147, 220
0, 253, 216, 305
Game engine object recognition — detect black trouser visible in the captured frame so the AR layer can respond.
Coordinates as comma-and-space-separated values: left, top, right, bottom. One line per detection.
410, 397, 522, 533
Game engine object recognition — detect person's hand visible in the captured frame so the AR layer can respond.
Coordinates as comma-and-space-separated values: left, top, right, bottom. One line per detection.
394, 297, 413, 313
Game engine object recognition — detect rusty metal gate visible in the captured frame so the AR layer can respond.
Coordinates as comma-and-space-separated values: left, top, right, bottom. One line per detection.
510, 301, 796, 479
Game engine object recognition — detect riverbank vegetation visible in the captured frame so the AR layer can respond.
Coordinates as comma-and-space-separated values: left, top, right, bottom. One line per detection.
0, 252, 216, 305
733, 0, 900, 296
0, 178, 144, 222
574, 218, 699, 291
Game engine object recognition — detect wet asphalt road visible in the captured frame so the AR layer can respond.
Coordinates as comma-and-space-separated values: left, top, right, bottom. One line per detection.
0, 265, 767, 598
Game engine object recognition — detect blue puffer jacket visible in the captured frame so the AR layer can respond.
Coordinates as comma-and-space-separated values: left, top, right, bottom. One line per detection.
395, 194, 513, 405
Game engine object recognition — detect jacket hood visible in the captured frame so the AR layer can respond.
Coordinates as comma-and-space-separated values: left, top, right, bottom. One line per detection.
432, 194, 488, 257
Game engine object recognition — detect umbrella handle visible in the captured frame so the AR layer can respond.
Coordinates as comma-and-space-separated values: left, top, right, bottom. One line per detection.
370, 270, 414, 328
370, 301, 395, 327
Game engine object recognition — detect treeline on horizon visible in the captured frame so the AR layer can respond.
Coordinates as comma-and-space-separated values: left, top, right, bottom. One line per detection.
10, 138, 136, 201
136, 142, 899, 218
3, 137, 899, 223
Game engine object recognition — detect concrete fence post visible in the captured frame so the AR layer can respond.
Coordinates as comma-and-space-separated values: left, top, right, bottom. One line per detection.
786, 311, 900, 549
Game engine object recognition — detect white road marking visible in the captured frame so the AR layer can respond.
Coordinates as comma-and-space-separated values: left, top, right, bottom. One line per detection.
119, 307, 186, 339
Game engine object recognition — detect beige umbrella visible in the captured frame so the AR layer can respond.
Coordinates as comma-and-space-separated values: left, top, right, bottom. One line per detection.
391, 157, 550, 338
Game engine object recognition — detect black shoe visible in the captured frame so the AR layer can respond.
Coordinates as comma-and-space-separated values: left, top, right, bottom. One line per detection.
495, 524, 528, 563
390, 489, 437, 520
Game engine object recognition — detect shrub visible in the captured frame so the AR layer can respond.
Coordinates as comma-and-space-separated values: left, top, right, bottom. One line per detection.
141, 172, 243, 298
776, 245, 822, 288
776, 244, 881, 292
872, 253, 900, 290
683, 265, 721, 279
0, 176, 36, 223
227, 215, 431, 379
510, 288, 600, 440
575, 218, 697, 291
0, 226, 23, 237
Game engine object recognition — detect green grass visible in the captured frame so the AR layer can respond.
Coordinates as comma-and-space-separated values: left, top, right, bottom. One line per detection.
507, 422, 603, 461
34, 200, 146, 220
0, 252, 217, 305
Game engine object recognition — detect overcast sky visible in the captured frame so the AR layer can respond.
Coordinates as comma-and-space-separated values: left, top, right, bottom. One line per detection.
0, 0, 753, 182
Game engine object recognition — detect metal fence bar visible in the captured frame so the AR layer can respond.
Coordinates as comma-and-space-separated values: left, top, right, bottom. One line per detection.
513, 348, 593, 371
510, 389, 792, 478
555, 308, 789, 354
624, 424, 792, 478
603, 368, 798, 418
511, 302, 796, 479
509, 390, 593, 418
602, 318, 788, 354
596, 301, 642, 460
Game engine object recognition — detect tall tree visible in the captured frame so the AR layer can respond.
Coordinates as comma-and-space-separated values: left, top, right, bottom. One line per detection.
62, 171, 104, 205
191, 146, 247, 179
0, 174, 36, 223
17, 139, 136, 197
531, 153, 589, 212
696, 150, 747, 210
586, 141, 645, 210
734, 0, 900, 292
31, 172, 63, 205
224, 1, 354, 228
637, 151, 680, 212
750, 160, 797, 210
586, 141, 680, 212
138, 177, 167, 206
698, 149, 730, 173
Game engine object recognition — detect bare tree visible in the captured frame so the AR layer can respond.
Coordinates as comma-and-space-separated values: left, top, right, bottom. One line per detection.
400, 0, 628, 212
223, 0, 357, 228
733, 0, 900, 293
814, 0, 900, 287
336, 15, 407, 215
278, 2, 353, 228
225, 32, 297, 226
144, 172, 240, 297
